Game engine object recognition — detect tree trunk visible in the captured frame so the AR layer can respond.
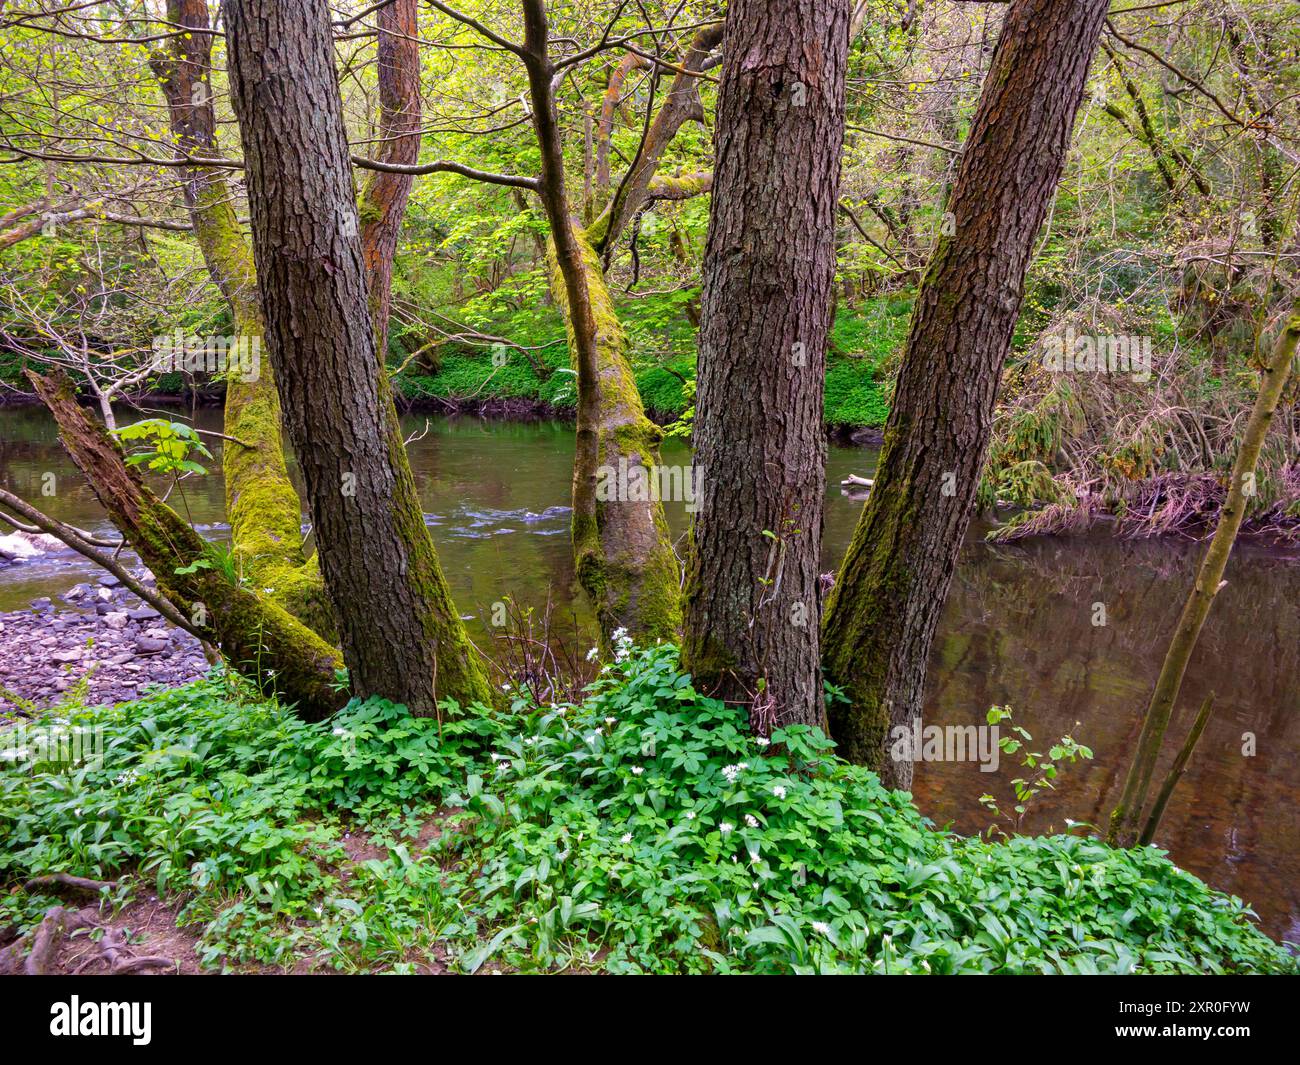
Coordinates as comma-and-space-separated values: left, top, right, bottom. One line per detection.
1109, 294, 1300, 845
821, 0, 1109, 786
148, 0, 330, 634
522, 1, 684, 648
27, 371, 344, 720
224, 0, 491, 714
358, 0, 421, 351
546, 230, 682, 645
682, 0, 850, 731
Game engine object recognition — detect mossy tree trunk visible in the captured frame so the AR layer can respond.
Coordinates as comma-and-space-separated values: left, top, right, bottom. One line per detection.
545, 231, 682, 645
148, 0, 324, 628
1109, 294, 1300, 846
821, 0, 1110, 786
28, 371, 344, 720
523, 1, 685, 647
682, 0, 850, 732
224, 0, 492, 714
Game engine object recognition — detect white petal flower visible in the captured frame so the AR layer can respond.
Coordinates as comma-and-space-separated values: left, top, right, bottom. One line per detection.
719, 821, 734, 835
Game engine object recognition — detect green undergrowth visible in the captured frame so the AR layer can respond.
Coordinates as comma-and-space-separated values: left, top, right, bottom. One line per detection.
3, 645, 1293, 975
393, 294, 904, 428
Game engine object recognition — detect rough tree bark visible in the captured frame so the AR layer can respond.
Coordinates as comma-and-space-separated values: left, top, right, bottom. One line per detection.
28, 371, 344, 719
821, 0, 1110, 786
682, 1, 850, 731
224, 0, 491, 714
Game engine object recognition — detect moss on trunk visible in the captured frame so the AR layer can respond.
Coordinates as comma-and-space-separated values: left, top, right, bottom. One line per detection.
547, 229, 681, 646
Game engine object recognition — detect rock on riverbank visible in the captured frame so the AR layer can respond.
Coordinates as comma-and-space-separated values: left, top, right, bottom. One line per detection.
0, 575, 210, 716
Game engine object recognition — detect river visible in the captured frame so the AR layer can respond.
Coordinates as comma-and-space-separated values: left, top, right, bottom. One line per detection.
2, 403, 1298, 941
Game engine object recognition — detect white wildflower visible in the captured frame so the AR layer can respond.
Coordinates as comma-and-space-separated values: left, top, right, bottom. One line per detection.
620, 832, 633, 844
631, 766, 644, 776
744, 814, 759, 829
612, 626, 634, 662
772, 785, 787, 800
811, 921, 831, 936
719, 821, 734, 835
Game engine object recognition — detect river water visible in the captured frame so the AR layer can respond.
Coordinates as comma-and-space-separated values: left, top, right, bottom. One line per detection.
2, 403, 1298, 941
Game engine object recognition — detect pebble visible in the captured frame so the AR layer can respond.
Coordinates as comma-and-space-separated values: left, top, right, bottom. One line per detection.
0, 578, 209, 717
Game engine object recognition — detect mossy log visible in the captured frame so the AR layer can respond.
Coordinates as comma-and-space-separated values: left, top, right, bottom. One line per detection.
28, 370, 345, 721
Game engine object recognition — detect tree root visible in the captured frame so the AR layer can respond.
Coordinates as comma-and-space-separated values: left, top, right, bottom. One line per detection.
0, 901, 177, 975
24, 873, 118, 898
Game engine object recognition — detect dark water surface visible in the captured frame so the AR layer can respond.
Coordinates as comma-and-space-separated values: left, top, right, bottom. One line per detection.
3, 404, 1298, 941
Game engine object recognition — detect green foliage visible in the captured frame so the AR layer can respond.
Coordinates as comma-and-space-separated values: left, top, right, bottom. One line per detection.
979, 706, 1093, 836
1, 651, 1291, 975
112, 418, 214, 477
400, 296, 909, 428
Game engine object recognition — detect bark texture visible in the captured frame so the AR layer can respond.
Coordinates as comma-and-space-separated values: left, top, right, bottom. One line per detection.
821, 0, 1110, 785
224, 0, 491, 714
683, 0, 850, 731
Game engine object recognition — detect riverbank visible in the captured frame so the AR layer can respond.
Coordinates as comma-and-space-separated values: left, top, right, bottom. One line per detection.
0, 562, 208, 719
4, 409, 1300, 940
0, 296, 906, 430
